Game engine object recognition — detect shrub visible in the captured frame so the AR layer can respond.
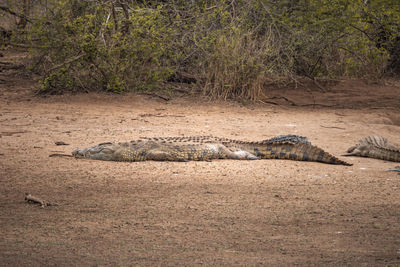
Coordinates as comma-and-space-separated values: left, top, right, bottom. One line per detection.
4, 0, 398, 99
29, 1, 176, 94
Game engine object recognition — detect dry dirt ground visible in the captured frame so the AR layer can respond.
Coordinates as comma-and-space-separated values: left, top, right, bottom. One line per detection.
1, 51, 400, 266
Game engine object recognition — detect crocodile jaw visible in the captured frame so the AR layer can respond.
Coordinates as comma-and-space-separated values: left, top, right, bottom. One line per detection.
72, 145, 117, 161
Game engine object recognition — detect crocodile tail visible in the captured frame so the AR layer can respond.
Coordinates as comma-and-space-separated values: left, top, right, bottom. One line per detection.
368, 149, 400, 162
300, 143, 353, 165
387, 150, 400, 162
255, 142, 352, 166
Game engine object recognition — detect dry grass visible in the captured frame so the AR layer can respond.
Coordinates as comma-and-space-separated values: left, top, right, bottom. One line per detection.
201, 26, 290, 100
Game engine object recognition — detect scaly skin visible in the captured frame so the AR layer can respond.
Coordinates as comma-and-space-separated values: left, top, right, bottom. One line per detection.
141, 134, 311, 146
72, 140, 258, 162
72, 135, 352, 165
343, 136, 400, 162
229, 141, 350, 165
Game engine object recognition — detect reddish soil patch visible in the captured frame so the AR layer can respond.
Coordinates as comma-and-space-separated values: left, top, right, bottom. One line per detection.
1, 51, 400, 265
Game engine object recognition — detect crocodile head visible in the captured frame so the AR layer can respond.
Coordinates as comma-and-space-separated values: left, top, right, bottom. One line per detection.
342, 144, 369, 157
72, 142, 117, 161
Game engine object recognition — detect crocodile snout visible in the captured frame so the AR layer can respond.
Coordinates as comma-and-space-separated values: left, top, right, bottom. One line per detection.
72, 148, 85, 158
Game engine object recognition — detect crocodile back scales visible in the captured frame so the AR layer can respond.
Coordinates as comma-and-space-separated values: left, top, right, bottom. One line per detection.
141, 135, 311, 145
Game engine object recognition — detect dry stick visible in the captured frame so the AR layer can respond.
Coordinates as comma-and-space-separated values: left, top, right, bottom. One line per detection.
49, 153, 73, 158
262, 96, 338, 108
320, 125, 346, 130
55, 141, 69, 146
25, 193, 58, 207
205, 5, 218, 11
139, 113, 185, 118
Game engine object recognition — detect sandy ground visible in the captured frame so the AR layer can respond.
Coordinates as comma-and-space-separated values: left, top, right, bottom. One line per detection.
1, 51, 400, 266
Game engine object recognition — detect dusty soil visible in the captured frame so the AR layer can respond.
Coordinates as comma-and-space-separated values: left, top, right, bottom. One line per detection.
1, 51, 400, 266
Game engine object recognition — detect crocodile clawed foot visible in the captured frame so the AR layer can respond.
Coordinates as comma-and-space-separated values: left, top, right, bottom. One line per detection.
229, 150, 260, 160
246, 154, 260, 160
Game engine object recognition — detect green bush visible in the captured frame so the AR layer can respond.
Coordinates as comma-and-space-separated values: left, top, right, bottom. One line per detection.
29, 1, 176, 94
9, 0, 397, 99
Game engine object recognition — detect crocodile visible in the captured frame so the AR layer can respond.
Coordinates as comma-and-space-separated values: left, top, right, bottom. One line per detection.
72, 135, 352, 165
343, 136, 400, 162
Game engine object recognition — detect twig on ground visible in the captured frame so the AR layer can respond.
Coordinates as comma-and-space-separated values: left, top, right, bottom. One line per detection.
139, 113, 185, 118
49, 153, 73, 157
263, 96, 338, 108
320, 125, 346, 130
55, 141, 69, 146
25, 193, 58, 207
